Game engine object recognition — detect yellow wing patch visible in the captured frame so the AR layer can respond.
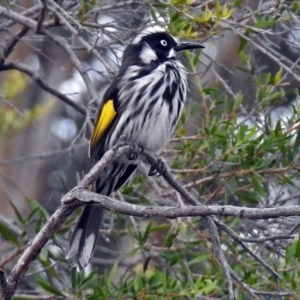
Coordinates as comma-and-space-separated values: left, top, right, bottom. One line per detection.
90, 99, 116, 156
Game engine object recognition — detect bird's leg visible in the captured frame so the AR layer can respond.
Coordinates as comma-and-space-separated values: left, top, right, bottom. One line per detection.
123, 139, 143, 160
148, 158, 167, 176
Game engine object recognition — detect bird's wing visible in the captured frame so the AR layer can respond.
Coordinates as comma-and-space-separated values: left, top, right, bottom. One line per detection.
89, 98, 117, 158
89, 66, 127, 159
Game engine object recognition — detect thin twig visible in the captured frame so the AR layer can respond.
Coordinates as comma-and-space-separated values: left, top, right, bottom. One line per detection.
0, 248, 26, 269
1, 62, 86, 116
0, 26, 29, 66
214, 218, 281, 279
0, 6, 99, 104
206, 217, 234, 299
0, 143, 86, 166
36, 0, 47, 33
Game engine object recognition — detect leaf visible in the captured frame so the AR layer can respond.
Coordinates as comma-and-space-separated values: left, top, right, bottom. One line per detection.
1, 70, 27, 99
293, 131, 300, 157
192, 49, 201, 66
25, 197, 49, 219
143, 256, 151, 273
6, 199, 24, 224
215, 0, 221, 15
38, 252, 60, 280
27, 207, 41, 222
142, 221, 152, 244
106, 260, 119, 288
286, 240, 297, 264
253, 19, 275, 29
39, 248, 48, 262
0, 222, 19, 245
150, 9, 159, 23
295, 236, 300, 262
165, 229, 179, 247
274, 69, 282, 85
151, 224, 170, 232
70, 267, 77, 290
188, 254, 210, 266
148, 273, 163, 287
36, 279, 65, 296
81, 270, 100, 289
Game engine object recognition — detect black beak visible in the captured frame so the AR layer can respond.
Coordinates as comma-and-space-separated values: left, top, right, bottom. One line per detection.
174, 42, 204, 52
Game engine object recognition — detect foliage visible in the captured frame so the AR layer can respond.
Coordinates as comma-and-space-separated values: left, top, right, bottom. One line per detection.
0, 70, 54, 138
1, 0, 300, 300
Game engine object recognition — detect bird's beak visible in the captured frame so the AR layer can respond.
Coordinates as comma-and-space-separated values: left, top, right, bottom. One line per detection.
174, 42, 204, 52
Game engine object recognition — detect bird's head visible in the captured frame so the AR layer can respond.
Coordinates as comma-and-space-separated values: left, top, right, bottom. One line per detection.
125, 29, 204, 65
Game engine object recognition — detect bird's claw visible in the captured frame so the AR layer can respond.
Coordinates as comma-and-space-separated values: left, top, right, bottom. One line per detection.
123, 139, 143, 161
128, 152, 138, 161
148, 159, 167, 176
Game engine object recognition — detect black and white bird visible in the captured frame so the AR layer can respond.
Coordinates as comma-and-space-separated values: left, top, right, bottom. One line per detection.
66, 28, 204, 269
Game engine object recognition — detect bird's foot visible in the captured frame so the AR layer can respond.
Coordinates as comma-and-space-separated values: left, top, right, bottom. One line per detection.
123, 139, 143, 161
148, 159, 167, 176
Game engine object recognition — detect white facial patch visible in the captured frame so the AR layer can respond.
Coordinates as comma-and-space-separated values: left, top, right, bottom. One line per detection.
140, 42, 158, 64
167, 48, 176, 58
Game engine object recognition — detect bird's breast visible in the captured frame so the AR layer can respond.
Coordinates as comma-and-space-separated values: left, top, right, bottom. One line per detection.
112, 61, 188, 154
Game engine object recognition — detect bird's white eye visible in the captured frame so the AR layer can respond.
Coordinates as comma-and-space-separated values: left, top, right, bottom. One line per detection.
160, 40, 168, 46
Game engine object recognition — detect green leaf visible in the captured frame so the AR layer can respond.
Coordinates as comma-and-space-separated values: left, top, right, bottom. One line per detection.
7, 199, 24, 224
274, 69, 282, 85
165, 229, 179, 247
39, 247, 48, 262
253, 19, 275, 29
38, 252, 60, 280
143, 256, 151, 273
70, 267, 77, 290
150, 9, 159, 23
36, 279, 65, 296
81, 270, 100, 289
238, 37, 247, 53
296, 236, 300, 262
25, 197, 49, 220
189, 254, 210, 266
192, 49, 201, 66
106, 259, 119, 288
0, 222, 19, 245
293, 131, 300, 157
143, 221, 152, 243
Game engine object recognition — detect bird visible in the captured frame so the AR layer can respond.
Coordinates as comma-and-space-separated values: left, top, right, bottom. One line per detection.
66, 28, 204, 270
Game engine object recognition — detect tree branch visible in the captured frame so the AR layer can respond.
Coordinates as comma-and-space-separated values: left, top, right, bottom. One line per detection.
0, 139, 297, 299
0, 6, 100, 104
1, 62, 86, 116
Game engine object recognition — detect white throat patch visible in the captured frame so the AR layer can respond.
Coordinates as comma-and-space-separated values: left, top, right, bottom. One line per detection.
140, 43, 157, 64
167, 48, 176, 58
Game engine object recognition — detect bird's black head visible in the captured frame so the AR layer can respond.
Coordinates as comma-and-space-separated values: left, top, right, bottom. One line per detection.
123, 29, 204, 65
135, 31, 177, 63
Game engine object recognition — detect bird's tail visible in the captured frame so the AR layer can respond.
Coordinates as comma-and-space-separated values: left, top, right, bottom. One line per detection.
66, 163, 138, 270
66, 205, 104, 270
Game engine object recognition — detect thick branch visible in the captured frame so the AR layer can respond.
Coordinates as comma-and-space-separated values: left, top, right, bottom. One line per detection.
63, 190, 300, 220
0, 205, 75, 300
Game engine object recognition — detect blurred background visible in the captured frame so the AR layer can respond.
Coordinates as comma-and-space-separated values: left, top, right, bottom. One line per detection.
1, 0, 300, 299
